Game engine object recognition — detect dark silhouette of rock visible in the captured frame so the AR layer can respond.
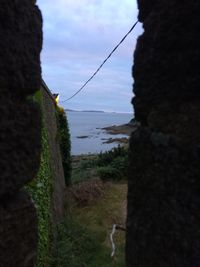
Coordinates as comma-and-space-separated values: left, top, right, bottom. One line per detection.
0, 1, 42, 266
0, 0, 42, 97
132, 1, 200, 129
126, 1, 200, 266
0, 191, 37, 267
0, 0, 42, 198
0, 96, 41, 197
127, 129, 200, 267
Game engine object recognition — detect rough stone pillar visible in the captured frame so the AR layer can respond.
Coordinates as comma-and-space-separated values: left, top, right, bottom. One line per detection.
126, 1, 200, 266
0, 1, 42, 266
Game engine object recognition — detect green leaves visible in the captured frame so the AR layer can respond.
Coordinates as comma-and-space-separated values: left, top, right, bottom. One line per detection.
56, 107, 72, 186
96, 146, 128, 182
26, 91, 53, 267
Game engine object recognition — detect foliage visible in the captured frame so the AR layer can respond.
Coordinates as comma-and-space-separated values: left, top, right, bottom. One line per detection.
54, 146, 127, 266
97, 146, 127, 167
52, 216, 101, 267
71, 167, 96, 184
56, 106, 72, 186
97, 145, 127, 165
71, 146, 128, 184
96, 146, 128, 182
52, 183, 127, 267
110, 156, 128, 176
71, 156, 98, 184
97, 166, 122, 181
79, 158, 97, 169
26, 95, 53, 267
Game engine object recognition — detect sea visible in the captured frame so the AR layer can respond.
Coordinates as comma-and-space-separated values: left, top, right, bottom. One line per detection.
66, 111, 133, 155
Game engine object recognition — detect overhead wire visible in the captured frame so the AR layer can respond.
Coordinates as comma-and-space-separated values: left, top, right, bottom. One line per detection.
61, 20, 138, 102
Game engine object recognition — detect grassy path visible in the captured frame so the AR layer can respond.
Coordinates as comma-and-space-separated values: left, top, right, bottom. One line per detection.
72, 182, 127, 265
52, 152, 128, 267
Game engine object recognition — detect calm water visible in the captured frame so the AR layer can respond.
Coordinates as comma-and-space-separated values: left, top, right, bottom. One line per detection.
66, 111, 133, 155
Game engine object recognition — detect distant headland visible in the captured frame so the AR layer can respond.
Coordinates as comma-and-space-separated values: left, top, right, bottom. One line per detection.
65, 109, 105, 113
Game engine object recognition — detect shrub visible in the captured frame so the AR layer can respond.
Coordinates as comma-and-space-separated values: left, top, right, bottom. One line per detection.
111, 155, 128, 176
69, 178, 105, 207
96, 146, 128, 181
56, 106, 72, 186
97, 166, 122, 181
79, 158, 97, 169
97, 145, 127, 166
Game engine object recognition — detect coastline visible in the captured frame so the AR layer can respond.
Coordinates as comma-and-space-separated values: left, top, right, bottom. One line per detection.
69, 111, 135, 155
100, 122, 138, 144
73, 122, 138, 154
101, 123, 136, 135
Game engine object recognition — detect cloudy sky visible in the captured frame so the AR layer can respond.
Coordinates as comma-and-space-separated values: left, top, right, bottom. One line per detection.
37, 0, 142, 113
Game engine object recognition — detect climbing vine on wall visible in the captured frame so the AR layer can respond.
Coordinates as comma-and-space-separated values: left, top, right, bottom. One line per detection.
26, 91, 53, 267
56, 106, 72, 186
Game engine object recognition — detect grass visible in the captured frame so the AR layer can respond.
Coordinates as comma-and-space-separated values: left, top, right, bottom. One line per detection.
71, 155, 98, 184
53, 153, 127, 267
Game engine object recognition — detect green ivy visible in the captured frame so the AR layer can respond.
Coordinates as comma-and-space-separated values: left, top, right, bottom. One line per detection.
26, 91, 53, 267
25, 91, 72, 266
56, 106, 72, 186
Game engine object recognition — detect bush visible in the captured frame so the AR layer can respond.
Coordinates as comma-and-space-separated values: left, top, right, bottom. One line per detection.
56, 106, 72, 186
97, 166, 122, 181
97, 145, 127, 166
79, 158, 97, 169
96, 146, 128, 181
111, 155, 128, 176
70, 178, 105, 207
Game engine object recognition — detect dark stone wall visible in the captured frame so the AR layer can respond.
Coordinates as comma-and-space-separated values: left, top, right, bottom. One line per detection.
0, 1, 42, 266
41, 85, 66, 224
126, 1, 200, 266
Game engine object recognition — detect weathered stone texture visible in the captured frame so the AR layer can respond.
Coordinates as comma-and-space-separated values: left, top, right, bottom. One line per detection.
126, 1, 200, 266
41, 85, 66, 224
133, 0, 200, 128
0, 191, 38, 267
0, 0, 42, 198
0, 1, 42, 266
127, 129, 200, 267
0, 96, 41, 197
0, 0, 42, 96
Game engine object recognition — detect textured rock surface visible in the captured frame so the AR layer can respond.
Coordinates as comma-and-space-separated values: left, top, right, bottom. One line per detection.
0, 1, 42, 266
41, 85, 66, 224
0, 191, 38, 267
126, 1, 200, 266
0, 0, 42, 96
0, 95, 41, 197
133, 0, 200, 128
127, 129, 200, 267
0, 0, 42, 198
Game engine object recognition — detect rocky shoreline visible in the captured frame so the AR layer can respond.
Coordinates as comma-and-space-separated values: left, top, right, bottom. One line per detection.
75, 121, 138, 146
101, 122, 137, 135
100, 122, 138, 144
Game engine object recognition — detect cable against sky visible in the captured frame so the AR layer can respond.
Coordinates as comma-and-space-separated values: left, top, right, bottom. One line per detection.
61, 20, 138, 102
